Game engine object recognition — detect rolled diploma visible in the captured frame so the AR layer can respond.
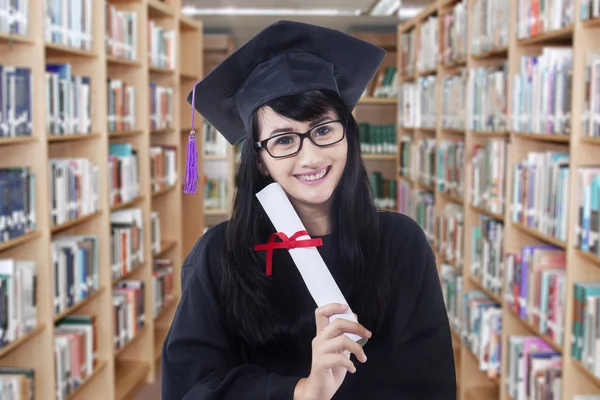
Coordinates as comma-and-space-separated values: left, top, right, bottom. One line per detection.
256, 182, 364, 344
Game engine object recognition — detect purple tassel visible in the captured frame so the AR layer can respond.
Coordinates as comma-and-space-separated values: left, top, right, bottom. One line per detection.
184, 82, 201, 195
183, 130, 199, 194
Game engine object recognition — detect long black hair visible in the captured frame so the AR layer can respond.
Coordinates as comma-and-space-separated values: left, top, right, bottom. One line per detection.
222, 89, 391, 355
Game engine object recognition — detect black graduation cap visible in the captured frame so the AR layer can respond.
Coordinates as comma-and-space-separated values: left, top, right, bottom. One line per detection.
182, 20, 386, 194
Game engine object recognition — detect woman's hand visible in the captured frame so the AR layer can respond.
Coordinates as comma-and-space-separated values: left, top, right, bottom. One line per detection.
294, 303, 371, 400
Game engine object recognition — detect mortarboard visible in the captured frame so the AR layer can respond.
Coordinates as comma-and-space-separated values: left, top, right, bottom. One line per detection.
183, 20, 386, 194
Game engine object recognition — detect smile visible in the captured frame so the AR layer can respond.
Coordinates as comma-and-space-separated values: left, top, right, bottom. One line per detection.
295, 166, 331, 183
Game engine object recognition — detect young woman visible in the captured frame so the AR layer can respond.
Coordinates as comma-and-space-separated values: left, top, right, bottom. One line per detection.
162, 20, 456, 400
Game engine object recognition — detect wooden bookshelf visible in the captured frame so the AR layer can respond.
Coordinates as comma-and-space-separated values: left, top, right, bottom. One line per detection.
396, 0, 600, 398
0, 0, 202, 398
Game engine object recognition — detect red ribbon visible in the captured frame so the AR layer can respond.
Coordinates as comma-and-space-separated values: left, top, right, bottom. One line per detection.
254, 230, 323, 275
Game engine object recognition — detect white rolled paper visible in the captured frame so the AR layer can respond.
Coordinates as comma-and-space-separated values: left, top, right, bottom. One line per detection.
256, 182, 363, 343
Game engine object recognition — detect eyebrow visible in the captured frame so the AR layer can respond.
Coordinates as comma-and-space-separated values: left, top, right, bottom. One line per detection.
268, 115, 332, 137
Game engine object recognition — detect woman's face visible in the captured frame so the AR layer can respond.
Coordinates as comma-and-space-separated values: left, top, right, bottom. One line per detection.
256, 106, 348, 210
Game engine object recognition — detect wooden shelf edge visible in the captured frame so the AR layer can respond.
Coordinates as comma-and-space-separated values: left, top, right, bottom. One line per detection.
0, 323, 45, 360
204, 209, 229, 216
154, 297, 178, 322
511, 132, 570, 143
48, 133, 101, 143
0, 32, 34, 45
115, 325, 148, 358
112, 262, 145, 285
66, 359, 108, 400
110, 195, 145, 212
439, 191, 464, 205
54, 287, 105, 322
468, 276, 502, 304
51, 210, 102, 234
106, 55, 141, 67
575, 248, 600, 267
508, 309, 564, 353
357, 97, 397, 105
45, 42, 96, 57
511, 221, 567, 249
154, 240, 177, 258
573, 358, 600, 389
470, 46, 509, 60
109, 130, 145, 138
516, 25, 574, 45
0, 231, 40, 253
362, 154, 396, 160
0, 136, 37, 146
464, 345, 500, 384
470, 204, 504, 221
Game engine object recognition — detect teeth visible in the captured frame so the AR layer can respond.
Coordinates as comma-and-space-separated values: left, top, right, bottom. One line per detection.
297, 167, 327, 181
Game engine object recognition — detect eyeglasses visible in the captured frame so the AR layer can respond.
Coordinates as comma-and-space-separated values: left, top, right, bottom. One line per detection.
254, 120, 346, 158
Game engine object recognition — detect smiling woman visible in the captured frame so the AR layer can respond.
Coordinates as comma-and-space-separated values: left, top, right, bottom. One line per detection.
252, 91, 350, 230
161, 20, 456, 400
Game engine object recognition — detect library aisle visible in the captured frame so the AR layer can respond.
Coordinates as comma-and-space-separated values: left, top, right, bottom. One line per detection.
4, 0, 600, 398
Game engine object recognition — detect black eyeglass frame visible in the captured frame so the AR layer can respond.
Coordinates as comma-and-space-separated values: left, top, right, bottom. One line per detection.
254, 119, 347, 159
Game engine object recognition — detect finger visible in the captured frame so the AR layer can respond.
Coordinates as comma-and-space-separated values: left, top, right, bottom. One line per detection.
320, 318, 372, 341
315, 353, 357, 374
317, 335, 368, 363
314, 303, 349, 333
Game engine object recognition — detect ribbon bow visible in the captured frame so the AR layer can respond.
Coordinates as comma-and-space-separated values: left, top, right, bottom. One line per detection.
254, 230, 323, 275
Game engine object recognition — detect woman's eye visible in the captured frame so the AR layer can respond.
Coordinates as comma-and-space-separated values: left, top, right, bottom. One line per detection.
316, 127, 331, 136
275, 136, 294, 145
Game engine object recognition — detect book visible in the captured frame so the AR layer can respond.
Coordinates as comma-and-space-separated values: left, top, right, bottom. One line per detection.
511, 151, 570, 242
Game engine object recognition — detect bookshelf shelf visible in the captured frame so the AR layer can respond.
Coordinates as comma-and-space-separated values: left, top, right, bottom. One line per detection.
397, 0, 588, 397
148, 0, 176, 17
469, 276, 502, 303
47, 133, 102, 143
109, 130, 145, 138
112, 263, 146, 285
0, 231, 40, 252
0, 324, 45, 360
0, 33, 33, 45
508, 309, 563, 353
574, 249, 600, 268
357, 97, 397, 105
0, 136, 37, 146
155, 297, 178, 321
363, 154, 396, 161
517, 25, 574, 45
580, 136, 600, 145
511, 222, 567, 249
50, 210, 103, 234
582, 17, 600, 28
115, 326, 148, 358
111, 195, 146, 211
0, 0, 200, 396
573, 359, 600, 389
511, 132, 571, 143
106, 56, 142, 67
66, 360, 108, 400
45, 43, 96, 58
470, 204, 504, 221
152, 184, 177, 198
471, 47, 509, 60
53, 288, 106, 323
155, 240, 177, 257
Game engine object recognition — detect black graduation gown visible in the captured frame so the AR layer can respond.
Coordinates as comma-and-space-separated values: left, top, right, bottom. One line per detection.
161, 211, 457, 400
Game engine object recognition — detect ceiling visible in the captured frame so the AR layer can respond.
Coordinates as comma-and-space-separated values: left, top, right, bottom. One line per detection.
182, 0, 432, 46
